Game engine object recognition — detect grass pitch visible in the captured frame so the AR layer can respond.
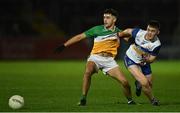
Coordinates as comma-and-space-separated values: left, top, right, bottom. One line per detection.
0, 60, 180, 112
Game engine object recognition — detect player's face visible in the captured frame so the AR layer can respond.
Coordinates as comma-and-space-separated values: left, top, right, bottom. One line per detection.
146, 25, 159, 40
103, 14, 116, 28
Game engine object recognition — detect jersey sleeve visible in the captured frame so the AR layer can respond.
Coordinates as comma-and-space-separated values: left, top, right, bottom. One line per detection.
151, 45, 161, 56
132, 28, 140, 39
84, 26, 98, 38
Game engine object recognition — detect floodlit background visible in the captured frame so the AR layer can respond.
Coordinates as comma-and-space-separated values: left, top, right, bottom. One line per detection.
0, 0, 179, 60
0, 0, 180, 112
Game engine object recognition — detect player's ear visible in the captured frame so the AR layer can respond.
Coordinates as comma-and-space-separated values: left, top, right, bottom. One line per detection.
113, 17, 117, 23
157, 30, 160, 35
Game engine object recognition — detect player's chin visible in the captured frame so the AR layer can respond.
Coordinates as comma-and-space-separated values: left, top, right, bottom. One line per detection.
104, 24, 111, 29
149, 37, 154, 40
147, 35, 154, 40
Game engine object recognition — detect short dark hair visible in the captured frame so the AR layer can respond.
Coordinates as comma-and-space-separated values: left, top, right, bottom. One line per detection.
148, 20, 160, 29
104, 8, 119, 19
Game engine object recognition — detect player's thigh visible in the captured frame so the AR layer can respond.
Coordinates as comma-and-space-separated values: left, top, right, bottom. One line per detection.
107, 66, 127, 82
85, 61, 97, 75
128, 65, 148, 85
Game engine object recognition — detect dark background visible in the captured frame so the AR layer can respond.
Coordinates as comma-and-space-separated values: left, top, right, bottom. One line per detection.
0, 0, 179, 60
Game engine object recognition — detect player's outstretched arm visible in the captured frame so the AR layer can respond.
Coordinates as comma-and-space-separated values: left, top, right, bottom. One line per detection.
55, 33, 86, 53
117, 28, 133, 42
64, 33, 86, 47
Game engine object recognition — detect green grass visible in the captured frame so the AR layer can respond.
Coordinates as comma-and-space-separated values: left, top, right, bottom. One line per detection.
0, 60, 180, 112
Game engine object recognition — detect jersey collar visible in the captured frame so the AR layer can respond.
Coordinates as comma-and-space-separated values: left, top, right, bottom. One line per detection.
104, 25, 116, 32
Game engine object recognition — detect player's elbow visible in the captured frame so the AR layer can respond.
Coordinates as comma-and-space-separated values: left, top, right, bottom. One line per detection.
147, 56, 156, 63
124, 28, 132, 33
76, 33, 86, 41
119, 28, 132, 38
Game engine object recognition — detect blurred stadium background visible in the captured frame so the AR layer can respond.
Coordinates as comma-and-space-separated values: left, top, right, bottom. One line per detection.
1, 0, 180, 112
0, 0, 179, 60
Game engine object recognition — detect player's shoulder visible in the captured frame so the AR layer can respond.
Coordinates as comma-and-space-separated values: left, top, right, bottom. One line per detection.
115, 26, 121, 32
137, 29, 146, 35
92, 25, 120, 31
84, 25, 103, 33
84, 25, 106, 38
85, 25, 104, 33
154, 36, 161, 46
134, 28, 146, 38
91, 25, 104, 29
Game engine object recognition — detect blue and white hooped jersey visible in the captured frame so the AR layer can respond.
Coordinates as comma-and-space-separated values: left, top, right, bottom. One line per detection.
126, 28, 161, 63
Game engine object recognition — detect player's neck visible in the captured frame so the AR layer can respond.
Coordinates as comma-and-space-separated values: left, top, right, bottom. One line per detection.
105, 25, 116, 31
145, 34, 156, 42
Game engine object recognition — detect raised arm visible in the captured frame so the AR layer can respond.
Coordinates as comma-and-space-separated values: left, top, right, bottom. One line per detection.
55, 33, 86, 53
64, 33, 86, 47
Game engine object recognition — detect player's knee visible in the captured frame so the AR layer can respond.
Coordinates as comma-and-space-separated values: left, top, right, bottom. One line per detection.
84, 70, 93, 78
148, 81, 153, 88
121, 79, 130, 87
139, 79, 148, 87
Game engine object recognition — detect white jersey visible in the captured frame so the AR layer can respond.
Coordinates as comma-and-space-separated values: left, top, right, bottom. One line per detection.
126, 28, 161, 63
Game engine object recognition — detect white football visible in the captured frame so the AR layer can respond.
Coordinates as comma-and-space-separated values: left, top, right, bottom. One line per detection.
8, 95, 24, 110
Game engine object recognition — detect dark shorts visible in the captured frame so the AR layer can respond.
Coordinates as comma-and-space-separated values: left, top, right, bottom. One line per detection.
124, 55, 152, 76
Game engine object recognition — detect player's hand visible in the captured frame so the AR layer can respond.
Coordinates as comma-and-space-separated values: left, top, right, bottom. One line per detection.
139, 54, 149, 65
54, 44, 66, 53
142, 54, 150, 61
139, 61, 146, 66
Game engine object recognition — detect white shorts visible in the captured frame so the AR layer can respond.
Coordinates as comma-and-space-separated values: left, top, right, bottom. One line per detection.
87, 54, 119, 75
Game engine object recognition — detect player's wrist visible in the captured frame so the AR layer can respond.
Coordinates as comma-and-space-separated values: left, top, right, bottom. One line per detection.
62, 44, 66, 48
54, 44, 66, 53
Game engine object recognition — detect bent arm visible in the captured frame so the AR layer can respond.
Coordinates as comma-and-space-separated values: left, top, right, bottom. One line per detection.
147, 55, 157, 63
143, 54, 157, 63
64, 33, 86, 47
144, 45, 161, 63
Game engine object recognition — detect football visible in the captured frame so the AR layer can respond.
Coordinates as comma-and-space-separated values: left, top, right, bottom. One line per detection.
8, 95, 24, 110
